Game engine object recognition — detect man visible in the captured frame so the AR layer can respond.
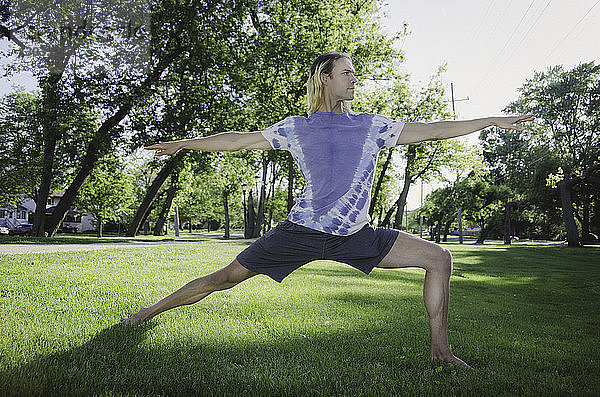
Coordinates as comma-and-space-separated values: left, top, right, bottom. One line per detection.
124, 52, 532, 368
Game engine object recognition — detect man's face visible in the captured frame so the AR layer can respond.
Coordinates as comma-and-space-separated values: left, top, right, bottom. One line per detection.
322, 57, 358, 101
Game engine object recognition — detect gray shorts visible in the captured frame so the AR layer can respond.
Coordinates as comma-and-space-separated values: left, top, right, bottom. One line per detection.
236, 220, 399, 282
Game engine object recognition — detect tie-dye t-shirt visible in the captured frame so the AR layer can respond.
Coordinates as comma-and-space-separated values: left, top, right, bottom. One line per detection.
261, 111, 405, 236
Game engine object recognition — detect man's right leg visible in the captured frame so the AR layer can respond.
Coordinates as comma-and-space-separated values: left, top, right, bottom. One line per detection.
123, 260, 257, 325
377, 231, 471, 368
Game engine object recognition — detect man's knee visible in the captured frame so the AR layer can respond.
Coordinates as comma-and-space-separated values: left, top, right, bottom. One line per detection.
209, 261, 254, 290
432, 246, 453, 275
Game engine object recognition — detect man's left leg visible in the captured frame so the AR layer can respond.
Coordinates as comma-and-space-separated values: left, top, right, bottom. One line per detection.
377, 231, 470, 368
123, 260, 257, 325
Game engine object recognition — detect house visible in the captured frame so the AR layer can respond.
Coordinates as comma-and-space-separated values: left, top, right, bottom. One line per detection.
0, 198, 34, 230
0, 191, 95, 233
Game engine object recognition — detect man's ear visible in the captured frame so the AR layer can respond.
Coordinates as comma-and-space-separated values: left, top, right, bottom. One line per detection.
320, 72, 329, 86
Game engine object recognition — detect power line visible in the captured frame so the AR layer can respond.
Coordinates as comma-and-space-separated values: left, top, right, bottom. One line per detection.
458, 0, 499, 79
496, 0, 554, 75
484, 0, 516, 52
498, 0, 537, 57
541, 0, 600, 65
473, 0, 537, 93
553, 1, 600, 61
471, 0, 498, 45
475, 0, 554, 95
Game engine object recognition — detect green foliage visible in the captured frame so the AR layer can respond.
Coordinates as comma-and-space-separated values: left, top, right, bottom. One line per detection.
458, 176, 510, 228
505, 62, 600, 173
419, 185, 455, 228
480, 62, 600, 239
175, 153, 254, 228
1, 0, 151, 78
0, 89, 99, 204
76, 154, 135, 225
420, 168, 513, 242
0, 89, 43, 205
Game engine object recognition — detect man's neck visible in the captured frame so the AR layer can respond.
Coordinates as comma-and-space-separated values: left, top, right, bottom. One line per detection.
318, 98, 344, 113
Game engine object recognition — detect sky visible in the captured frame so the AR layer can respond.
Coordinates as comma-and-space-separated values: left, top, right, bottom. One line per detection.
377, 0, 600, 210
2, 0, 599, 212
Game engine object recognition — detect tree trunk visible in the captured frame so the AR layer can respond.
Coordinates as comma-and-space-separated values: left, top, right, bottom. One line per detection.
153, 173, 179, 236
33, 72, 64, 237
369, 148, 394, 217
434, 221, 441, 243
504, 202, 512, 245
97, 215, 103, 238
268, 208, 273, 231
223, 190, 230, 239
267, 162, 277, 231
442, 219, 452, 242
457, 206, 464, 244
382, 176, 411, 228
287, 153, 294, 213
382, 145, 416, 228
581, 196, 592, 243
139, 190, 163, 234
44, 48, 183, 237
559, 175, 581, 247
126, 151, 185, 236
254, 156, 268, 238
476, 222, 491, 244
247, 189, 256, 238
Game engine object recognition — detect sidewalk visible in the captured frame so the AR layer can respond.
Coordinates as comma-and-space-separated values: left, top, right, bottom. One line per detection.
0, 238, 255, 255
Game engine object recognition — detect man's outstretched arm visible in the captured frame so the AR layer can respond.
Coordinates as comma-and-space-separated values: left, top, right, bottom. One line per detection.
396, 115, 534, 145
145, 131, 272, 156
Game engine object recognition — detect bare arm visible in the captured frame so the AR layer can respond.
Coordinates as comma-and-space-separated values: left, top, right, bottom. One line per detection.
145, 131, 272, 156
396, 115, 534, 145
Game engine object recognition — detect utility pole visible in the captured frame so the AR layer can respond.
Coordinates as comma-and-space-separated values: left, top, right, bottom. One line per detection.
451, 83, 469, 243
450, 82, 469, 120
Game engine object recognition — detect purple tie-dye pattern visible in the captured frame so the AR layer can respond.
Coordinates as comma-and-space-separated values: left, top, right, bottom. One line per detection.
260, 112, 404, 235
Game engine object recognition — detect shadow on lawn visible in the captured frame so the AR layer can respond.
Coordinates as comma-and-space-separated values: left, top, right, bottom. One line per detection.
1, 316, 448, 396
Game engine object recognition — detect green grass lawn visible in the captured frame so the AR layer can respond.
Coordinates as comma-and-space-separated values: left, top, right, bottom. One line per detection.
1, 242, 598, 395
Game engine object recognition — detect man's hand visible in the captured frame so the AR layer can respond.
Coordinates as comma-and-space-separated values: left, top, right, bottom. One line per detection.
144, 141, 183, 156
492, 114, 534, 131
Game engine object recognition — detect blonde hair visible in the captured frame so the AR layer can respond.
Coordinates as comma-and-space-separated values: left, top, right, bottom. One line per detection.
306, 52, 352, 116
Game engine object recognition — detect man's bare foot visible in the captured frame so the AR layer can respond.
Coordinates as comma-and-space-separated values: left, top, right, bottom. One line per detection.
122, 308, 151, 325
431, 347, 472, 368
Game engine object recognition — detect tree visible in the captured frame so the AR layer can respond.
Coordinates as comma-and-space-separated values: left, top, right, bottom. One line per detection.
0, 89, 42, 206
479, 126, 564, 240
501, 62, 600, 245
1, 0, 155, 237
457, 174, 511, 244
0, 89, 98, 206
419, 186, 455, 243
1, 0, 240, 237
76, 154, 134, 237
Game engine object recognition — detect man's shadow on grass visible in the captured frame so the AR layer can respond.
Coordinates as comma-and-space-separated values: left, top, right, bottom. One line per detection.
1, 291, 452, 395
2, 323, 160, 395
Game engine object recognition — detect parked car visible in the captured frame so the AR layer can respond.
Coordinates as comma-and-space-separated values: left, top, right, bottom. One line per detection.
9, 223, 33, 236
0, 226, 9, 235
59, 225, 78, 233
